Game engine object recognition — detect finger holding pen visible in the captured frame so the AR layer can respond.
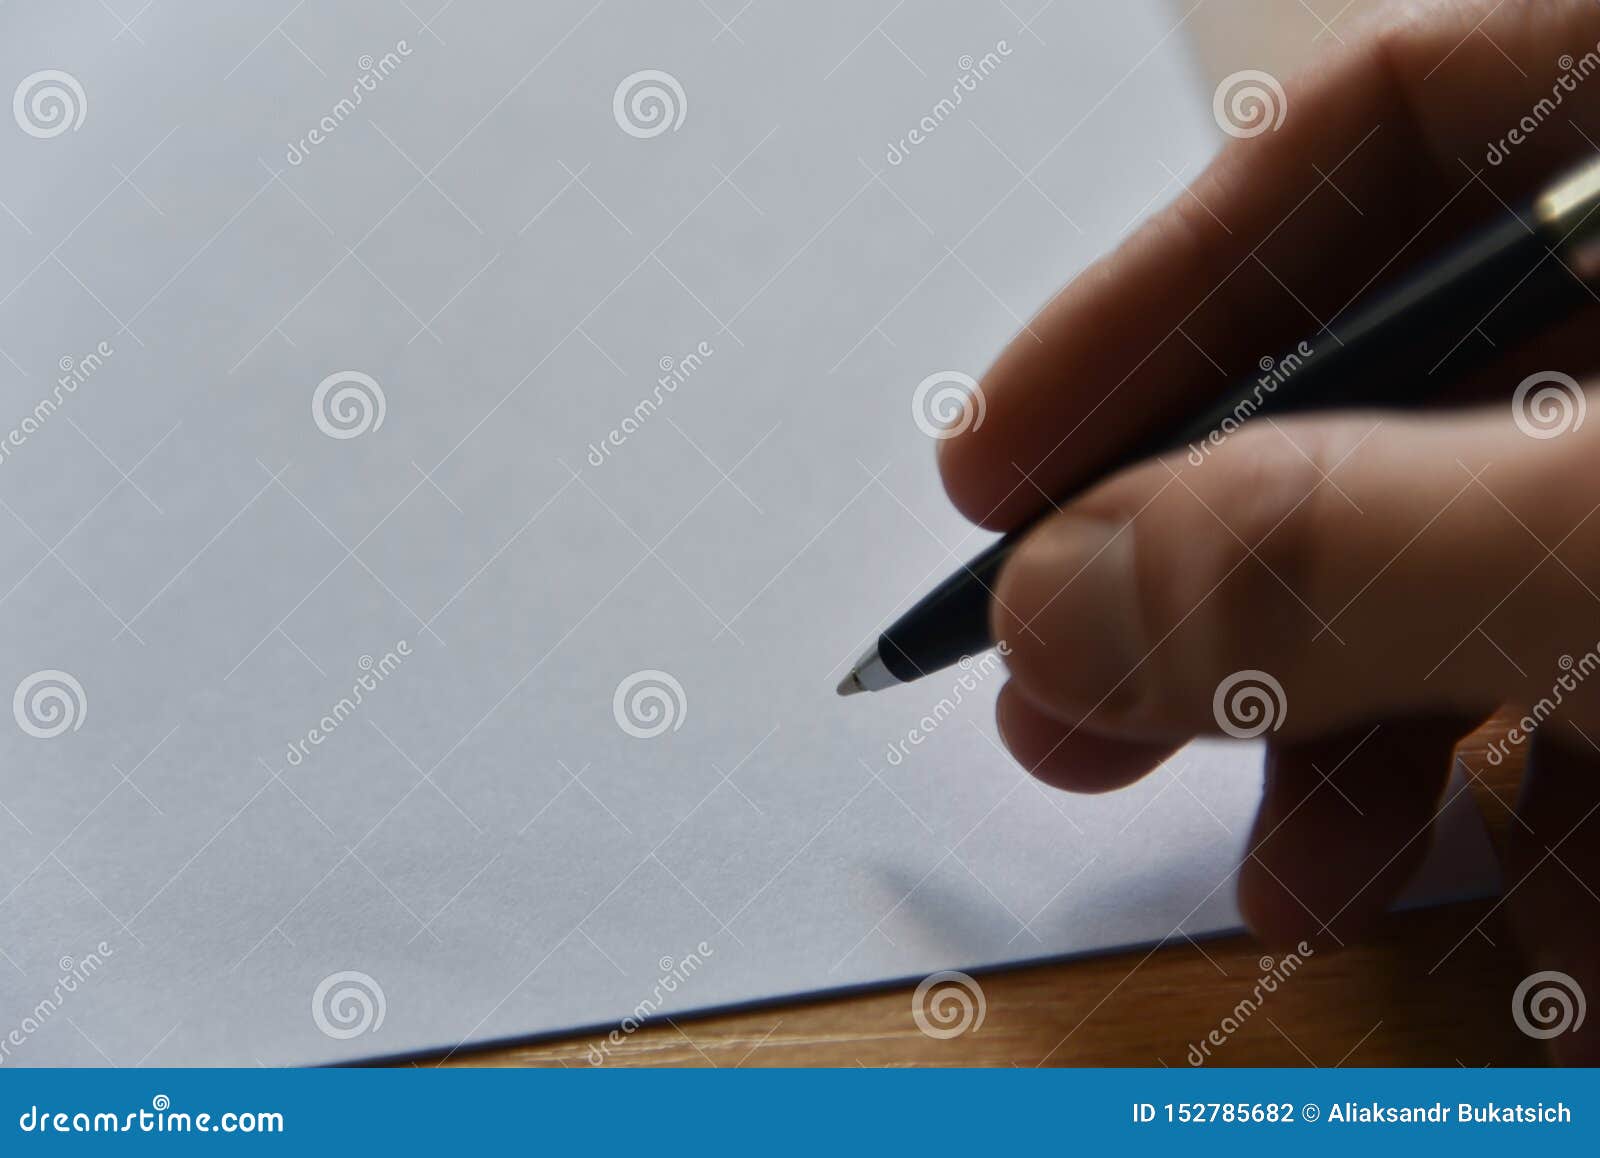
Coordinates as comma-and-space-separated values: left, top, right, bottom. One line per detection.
938, 0, 1600, 952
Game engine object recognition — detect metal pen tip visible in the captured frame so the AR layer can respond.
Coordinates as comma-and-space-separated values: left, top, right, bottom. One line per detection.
836, 644, 896, 696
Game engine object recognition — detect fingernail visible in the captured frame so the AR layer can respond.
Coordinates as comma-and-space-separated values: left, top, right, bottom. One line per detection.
993, 513, 1145, 721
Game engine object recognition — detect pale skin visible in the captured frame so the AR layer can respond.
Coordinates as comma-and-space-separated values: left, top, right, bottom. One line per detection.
937, 0, 1600, 1062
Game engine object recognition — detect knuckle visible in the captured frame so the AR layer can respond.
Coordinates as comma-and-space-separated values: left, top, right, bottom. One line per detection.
1349, 0, 1475, 63
1221, 432, 1338, 632
1120, 427, 1340, 707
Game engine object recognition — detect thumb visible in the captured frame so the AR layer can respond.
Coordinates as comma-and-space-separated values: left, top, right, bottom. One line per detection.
992, 390, 1600, 743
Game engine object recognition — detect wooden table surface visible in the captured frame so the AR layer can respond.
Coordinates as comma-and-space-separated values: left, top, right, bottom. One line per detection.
439, 0, 1537, 1069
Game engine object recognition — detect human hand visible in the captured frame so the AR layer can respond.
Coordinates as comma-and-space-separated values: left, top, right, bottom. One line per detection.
939, 0, 1600, 1062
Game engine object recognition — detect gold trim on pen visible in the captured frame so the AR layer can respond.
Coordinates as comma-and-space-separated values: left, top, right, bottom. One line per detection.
1538, 156, 1600, 279
1536, 156, 1600, 226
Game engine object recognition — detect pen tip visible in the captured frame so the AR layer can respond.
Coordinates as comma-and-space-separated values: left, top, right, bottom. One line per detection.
836, 671, 865, 697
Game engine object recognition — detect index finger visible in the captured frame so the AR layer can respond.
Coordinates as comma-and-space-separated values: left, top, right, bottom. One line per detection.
938, 0, 1600, 530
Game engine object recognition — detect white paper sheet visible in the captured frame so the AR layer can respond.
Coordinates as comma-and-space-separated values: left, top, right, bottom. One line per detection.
0, 0, 1498, 1065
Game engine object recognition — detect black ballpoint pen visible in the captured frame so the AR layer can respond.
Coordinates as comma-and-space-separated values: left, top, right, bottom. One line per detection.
838, 155, 1600, 696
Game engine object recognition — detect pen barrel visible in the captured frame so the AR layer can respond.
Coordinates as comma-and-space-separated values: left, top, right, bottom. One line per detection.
878, 539, 1010, 682
879, 156, 1600, 686
1170, 205, 1577, 444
